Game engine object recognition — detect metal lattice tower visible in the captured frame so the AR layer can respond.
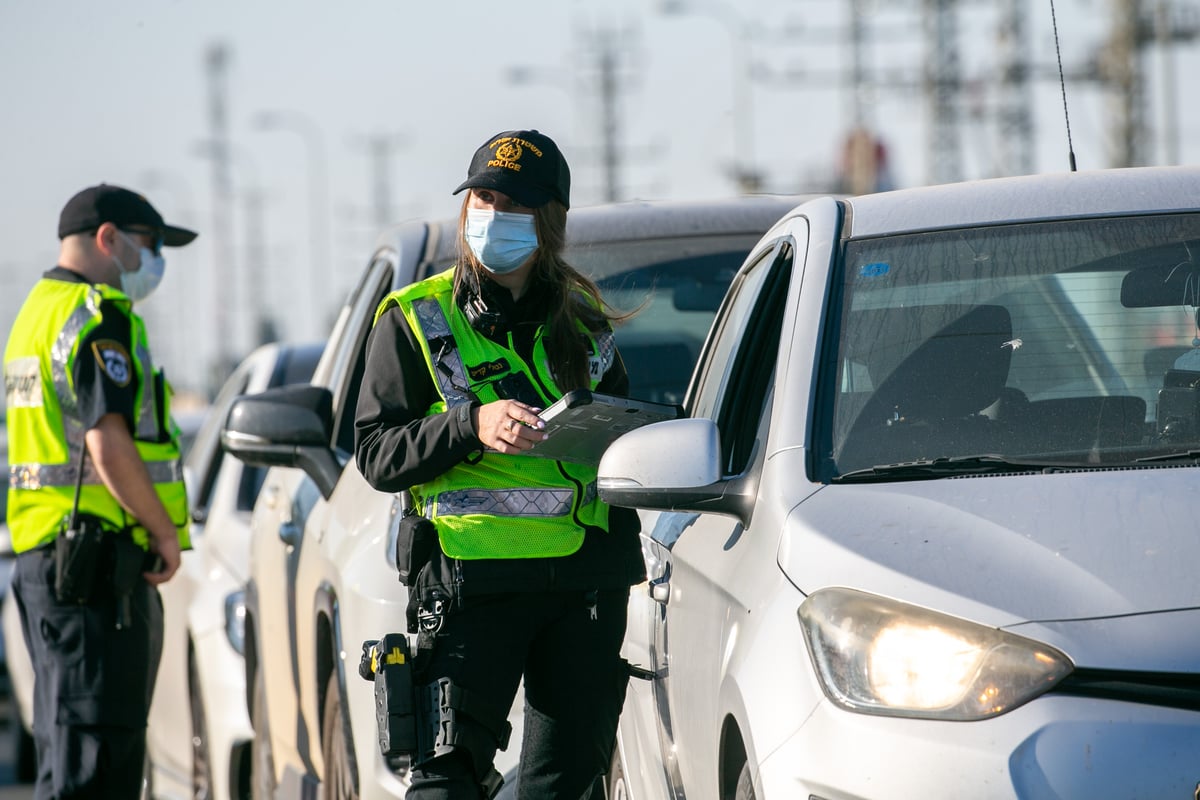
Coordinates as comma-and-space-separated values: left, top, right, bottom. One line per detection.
1105, 0, 1151, 166
923, 0, 964, 184
204, 42, 237, 386
995, 0, 1035, 175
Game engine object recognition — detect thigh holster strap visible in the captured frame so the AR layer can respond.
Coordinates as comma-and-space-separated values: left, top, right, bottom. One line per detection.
417, 677, 513, 767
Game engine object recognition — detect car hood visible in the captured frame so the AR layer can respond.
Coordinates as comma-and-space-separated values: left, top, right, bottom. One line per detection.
781, 466, 1200, 628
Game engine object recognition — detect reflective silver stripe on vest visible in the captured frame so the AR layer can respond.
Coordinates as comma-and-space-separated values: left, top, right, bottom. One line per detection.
414, 298, 474, 407
48, 286, 162, 450
51, 302, 97, 426
9, 458, 182, 491
133, 341, 158, 440
595, 329, 615, 375
437, 481, 597, 517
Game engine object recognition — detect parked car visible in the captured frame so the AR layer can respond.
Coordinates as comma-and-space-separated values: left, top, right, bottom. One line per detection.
1, 387, 217, 790
596, 166, 1200, 799
218, 195, 808, 799
147, 340, 323, 800
0, 423, 37, 784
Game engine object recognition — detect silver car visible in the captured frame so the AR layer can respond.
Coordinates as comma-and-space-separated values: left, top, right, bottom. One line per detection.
599, 166, 1200, 799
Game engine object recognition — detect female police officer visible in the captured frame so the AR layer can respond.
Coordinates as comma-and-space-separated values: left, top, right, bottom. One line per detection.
354, 130, 643, 799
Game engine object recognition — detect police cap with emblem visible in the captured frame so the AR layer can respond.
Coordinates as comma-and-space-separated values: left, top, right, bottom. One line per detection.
454, 130, 571, 210
58, 184, 198, 247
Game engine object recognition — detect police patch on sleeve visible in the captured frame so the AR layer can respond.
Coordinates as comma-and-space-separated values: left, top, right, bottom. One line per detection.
91, 340, 133, 387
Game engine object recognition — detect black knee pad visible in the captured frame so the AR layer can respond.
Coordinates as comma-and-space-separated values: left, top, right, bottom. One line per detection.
415, 677, 512, 783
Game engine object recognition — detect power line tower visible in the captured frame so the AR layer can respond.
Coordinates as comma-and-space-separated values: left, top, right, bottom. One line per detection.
1104, 0, 1150, 166
577, 25, 634, 203
352, 133, 406, 231
1098, 0, 1200, 167
995, 0, 1035, 176
204, 41, 238, 391
923, 0, 964, 184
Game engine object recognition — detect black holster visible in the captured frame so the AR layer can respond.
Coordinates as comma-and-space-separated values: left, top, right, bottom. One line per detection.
359, 634, 420, 759
53, 514, 107, 604
54, 515, 151, 630
396, 513, 437, 588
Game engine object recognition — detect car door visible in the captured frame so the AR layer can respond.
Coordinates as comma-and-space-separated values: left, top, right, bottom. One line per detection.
250, 258, 395, 792
290, 253, 399, 785
149, 350, 259, 786
637, 235, 801, 799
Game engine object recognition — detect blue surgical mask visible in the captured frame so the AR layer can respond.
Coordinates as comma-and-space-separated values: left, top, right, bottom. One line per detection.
114, 231, 166, 303
464, 208, 538, 274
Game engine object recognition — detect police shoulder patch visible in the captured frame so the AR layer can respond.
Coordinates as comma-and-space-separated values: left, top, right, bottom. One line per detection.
91, 340, 133, 387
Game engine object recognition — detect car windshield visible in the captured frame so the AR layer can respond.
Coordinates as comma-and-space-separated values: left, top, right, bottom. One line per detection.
821, 212, 1200, 480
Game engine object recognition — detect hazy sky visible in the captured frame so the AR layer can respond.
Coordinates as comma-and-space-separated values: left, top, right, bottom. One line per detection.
2, 0, 1196, 400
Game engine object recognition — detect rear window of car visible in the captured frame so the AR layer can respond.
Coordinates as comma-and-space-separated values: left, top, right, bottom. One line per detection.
583, 235, 762, 404
429, 233, 762, 405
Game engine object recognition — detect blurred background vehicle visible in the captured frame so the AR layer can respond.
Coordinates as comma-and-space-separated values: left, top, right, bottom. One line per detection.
148, 340, 323, 800
0, 423, 36, 786
219, 194, 808, 799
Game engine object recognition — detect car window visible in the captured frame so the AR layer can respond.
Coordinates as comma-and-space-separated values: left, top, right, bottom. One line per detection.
690, 239, 795, 475
823, 211, 1200, 477
188, 361, 254, 514
330, 256, 396, 457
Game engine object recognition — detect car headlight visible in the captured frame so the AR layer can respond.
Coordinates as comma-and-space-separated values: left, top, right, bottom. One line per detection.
224, 589, 247, 656
799, 587, 1072, 720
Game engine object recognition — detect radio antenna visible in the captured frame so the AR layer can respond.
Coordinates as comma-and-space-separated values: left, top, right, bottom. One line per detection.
1050, 0, 1078, 171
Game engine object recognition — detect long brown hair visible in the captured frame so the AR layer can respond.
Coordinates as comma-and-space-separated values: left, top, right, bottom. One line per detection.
454, 197, 630, 391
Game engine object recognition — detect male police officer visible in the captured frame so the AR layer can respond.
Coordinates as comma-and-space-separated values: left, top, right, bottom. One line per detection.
4, 184, 195, 798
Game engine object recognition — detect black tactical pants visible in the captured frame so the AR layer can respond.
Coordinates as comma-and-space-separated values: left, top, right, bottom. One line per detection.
11, 546, 163, 800
407, 588, 630, 800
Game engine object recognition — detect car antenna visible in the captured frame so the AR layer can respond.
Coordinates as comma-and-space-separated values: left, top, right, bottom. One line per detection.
1050, 0, 1078, 171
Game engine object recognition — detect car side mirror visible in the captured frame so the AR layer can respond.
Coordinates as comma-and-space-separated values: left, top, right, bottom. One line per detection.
220, 385, 341, 500
598, 418, 741, 515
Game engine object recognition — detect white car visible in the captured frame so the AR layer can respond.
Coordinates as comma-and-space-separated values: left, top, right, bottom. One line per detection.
0, 423, 37, 784
218, 196, 807, 799
598, 166, 1200, 799
147, 340, 322, 800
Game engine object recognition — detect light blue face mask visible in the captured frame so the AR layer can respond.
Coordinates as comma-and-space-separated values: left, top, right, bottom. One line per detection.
114, 231, 166, 304
464, 208, 538, 274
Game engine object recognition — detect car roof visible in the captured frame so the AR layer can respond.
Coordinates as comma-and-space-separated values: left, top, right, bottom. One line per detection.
843, 165, 1200, 238
372, 194, 816, 285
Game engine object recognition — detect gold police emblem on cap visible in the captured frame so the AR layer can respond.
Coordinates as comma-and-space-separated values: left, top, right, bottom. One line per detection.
488, 136, 543, 173
495, 141, 522, 163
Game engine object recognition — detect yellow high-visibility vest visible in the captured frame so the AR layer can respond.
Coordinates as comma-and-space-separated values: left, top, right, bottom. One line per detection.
4, 277, 189, 553
377, 267, 614, 560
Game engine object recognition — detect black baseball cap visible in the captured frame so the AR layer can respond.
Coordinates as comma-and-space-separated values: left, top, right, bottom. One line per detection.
58, 183, 198, 246
453, 130, 571, 209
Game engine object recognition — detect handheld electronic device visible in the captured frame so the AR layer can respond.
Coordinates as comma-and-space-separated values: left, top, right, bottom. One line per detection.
529, 389, 682, 466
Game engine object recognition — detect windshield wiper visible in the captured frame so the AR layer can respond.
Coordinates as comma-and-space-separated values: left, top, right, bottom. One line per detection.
1134, 449, 1200, 464
833, 454, 1068, 483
